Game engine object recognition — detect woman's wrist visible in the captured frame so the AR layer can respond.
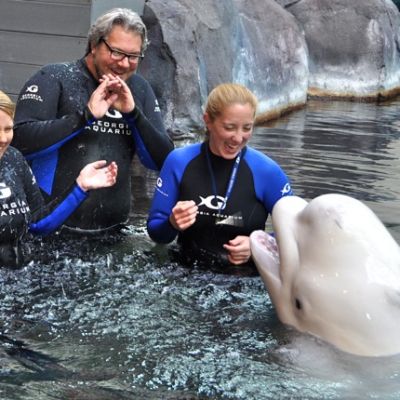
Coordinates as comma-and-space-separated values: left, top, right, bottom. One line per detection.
76, 176, 89, 192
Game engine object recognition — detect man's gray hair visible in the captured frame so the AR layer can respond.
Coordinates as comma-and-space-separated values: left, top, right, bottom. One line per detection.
86, 8, 149, 54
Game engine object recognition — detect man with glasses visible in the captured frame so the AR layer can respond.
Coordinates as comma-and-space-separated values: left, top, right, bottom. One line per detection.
12, 8, 173, 234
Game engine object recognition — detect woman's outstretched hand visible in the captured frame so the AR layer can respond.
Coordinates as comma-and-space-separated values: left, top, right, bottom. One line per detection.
76, 160, 118, 191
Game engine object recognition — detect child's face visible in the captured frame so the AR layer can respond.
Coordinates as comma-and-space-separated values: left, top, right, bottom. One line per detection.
0, 109, 13, 159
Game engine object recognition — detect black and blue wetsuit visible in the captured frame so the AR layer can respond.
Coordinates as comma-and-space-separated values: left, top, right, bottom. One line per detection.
12, 58, 173, 232
0, 146, 88, 267
147, 142, 293, 266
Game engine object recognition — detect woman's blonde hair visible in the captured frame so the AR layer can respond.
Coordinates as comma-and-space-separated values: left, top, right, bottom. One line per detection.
0, 90, 15, 119
204, 83, 258, 122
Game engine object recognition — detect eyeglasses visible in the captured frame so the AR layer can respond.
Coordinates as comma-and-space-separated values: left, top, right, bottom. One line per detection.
101, 39, 144, 62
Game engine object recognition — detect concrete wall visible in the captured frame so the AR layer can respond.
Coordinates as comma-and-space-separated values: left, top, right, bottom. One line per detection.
0, 0, 145, 100
0, 0, 90, 99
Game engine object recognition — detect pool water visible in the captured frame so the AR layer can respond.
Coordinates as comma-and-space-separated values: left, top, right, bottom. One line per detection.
0, 98, 399, 400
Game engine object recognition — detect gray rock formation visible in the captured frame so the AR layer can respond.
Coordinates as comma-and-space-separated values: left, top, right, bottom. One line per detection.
140, 0, 308, 135
139, 0, 400, 134
282, 0, 400, 99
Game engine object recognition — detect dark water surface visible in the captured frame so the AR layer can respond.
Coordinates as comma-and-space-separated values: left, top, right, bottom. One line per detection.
0, 99, 399, 400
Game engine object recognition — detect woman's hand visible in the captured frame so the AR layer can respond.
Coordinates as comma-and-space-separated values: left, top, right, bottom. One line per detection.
169, 200, 198, 231
76, 160, 118, 192
223, 235, 251, 265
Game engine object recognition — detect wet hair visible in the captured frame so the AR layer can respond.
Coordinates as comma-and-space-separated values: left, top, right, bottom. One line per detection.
204, 83, 258, 122
85, 8, 149, 54
0, 90, 15, 119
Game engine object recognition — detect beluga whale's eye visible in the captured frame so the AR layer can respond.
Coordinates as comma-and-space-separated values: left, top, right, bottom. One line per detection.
295, 298, 302, 310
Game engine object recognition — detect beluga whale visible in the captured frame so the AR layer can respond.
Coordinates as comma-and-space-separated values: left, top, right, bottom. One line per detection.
250, 194, 400, 357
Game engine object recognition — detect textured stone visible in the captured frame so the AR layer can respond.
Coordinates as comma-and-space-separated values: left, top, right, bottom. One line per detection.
283, 0, 400, 99
139, 0, 400, 134
140, 0, 308, 134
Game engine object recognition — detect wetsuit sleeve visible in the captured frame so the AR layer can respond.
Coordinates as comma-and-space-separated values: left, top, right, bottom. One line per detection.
247, 149, 293, 213
28, 185, 88, 235
147, 150, 184, 243
21, 161, 88, 235
12, 65, 94, 157
122, 82, 173, 171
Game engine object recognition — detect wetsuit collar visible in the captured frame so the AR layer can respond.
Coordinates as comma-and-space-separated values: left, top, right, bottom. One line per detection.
78, 57, 98, 82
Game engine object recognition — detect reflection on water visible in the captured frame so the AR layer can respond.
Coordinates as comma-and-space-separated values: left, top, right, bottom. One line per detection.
256, 100, 400, 232
1, 99, 400, 400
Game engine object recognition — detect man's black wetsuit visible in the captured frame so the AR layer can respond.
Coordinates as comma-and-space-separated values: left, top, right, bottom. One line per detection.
0, 146, 88, 267
147, 142, 293, 266
12, 58, 173, 232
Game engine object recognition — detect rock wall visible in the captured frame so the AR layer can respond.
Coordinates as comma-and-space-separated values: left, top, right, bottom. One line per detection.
139, 0, 400, 135
140, 0, 308, 134
283, 0, 400, 99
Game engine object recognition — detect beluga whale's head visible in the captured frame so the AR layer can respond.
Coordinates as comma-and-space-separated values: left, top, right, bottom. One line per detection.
250, 194, 400, 357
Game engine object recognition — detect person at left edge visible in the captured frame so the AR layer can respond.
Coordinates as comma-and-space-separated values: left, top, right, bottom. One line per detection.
12, 7, 173, 233
0, 90, 118, 268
